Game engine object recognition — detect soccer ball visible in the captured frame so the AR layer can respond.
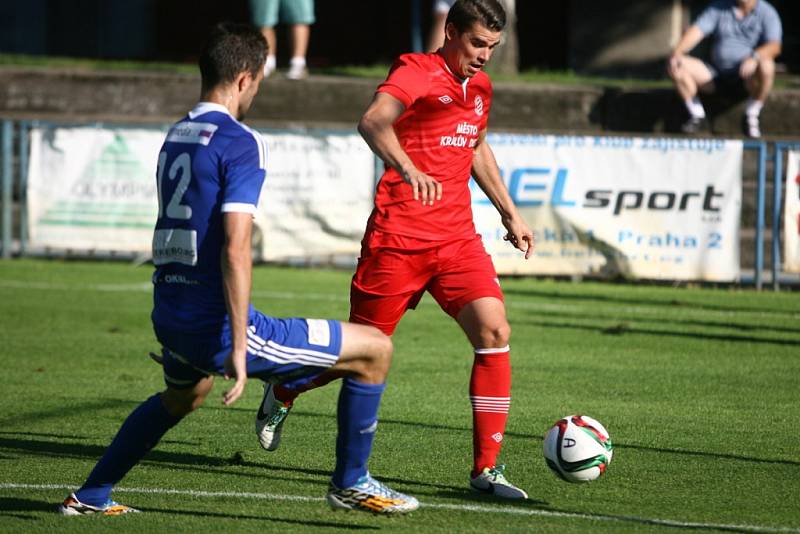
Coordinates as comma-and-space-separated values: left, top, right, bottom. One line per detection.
543, 415, 613, 483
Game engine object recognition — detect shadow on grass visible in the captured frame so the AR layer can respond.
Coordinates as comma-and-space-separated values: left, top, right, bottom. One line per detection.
235, 412, 800, 469
516, 305, 800, 337
0, 497, 378, 529
0, 398, 137, 428
132, 506, 381, 530
532, 505, 769, 533
433, 487, 549, 507
504, 287, 800, 317
0, 497, 56, 520
518, 315, 800, 347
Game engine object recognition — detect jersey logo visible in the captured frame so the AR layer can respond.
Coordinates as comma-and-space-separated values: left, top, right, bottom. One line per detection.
438, 95, 453, 104
474, 96, 484, 116
166, 121, 219, 146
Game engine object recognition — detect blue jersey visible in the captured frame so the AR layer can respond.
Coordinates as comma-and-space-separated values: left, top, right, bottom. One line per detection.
151, 102, 267, 334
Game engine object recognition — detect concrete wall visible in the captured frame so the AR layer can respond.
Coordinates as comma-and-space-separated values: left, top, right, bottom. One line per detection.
1, 68, 797, 138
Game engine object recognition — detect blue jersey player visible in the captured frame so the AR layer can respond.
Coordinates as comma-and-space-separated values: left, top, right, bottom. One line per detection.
58, 23, 418, 516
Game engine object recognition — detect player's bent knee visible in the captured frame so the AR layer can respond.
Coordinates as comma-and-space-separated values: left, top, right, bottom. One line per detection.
477, 321, 510, 349
365, 330, 393, 376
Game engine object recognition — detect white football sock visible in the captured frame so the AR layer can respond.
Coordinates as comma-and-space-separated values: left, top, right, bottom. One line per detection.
264, 55, 276, 76
684, 97, 706, 119
746, 98, 763, 118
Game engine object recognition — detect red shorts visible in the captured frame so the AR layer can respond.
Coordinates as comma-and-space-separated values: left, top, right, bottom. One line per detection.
349, 230, 504, 335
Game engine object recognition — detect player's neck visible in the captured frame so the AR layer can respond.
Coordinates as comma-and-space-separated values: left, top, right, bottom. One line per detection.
437, 50, 467, 83
200, 87, 239, 118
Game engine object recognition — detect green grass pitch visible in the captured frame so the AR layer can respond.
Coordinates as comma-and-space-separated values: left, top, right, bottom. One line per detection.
0, 259, 798, 533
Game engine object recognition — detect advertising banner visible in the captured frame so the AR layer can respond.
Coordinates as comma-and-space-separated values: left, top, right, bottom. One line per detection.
475, 135, 743, 281
27, 127, 163, 253
783, 151, 800, 273
253, 131, 374, 261
27, 125, 374, 260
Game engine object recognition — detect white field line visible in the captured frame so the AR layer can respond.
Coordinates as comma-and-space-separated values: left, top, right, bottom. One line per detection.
1, 279, 790, 320
1, 482, 798, 533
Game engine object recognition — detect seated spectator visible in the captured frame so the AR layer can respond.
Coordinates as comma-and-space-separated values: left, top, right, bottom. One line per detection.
250, 0, 314, 80
668, 0, 782, 138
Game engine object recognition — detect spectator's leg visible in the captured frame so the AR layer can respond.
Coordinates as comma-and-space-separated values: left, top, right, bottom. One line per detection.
261, 27, 277, 77
668, 56, 714, 118
742, 58, 774, 138
251, 0, 279, 77
287, 24, 310, 79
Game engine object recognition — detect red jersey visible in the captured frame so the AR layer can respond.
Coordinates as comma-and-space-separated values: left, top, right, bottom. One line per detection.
369, 52, 492, 241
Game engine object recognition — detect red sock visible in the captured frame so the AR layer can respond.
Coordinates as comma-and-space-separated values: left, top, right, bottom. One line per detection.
469, 347, 511, 477
273, 371, 343, 403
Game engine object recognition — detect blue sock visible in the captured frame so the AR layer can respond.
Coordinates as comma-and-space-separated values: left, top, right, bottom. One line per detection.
75, 394, 181, 506
331, 378, 385, 489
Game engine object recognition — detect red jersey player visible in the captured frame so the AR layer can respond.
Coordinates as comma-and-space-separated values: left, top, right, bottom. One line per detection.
257, 0, 534, 499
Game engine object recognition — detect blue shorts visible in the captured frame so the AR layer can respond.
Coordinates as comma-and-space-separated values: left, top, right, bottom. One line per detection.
154, 310, 342, 390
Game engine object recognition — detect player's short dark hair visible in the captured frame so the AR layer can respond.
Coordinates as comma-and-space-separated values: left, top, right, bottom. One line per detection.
199, 22, 267, 91
446, 0, 506, 34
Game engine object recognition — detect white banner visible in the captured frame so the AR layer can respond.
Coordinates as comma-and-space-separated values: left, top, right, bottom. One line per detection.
27, 127, 162, 253
783, 151, 800, 273
253, 131, 374, 261
474, 135, 742, 281
27, 125, 374, 260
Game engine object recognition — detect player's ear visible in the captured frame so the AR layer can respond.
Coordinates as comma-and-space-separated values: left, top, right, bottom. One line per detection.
236, 71, 252, 93
444, 22, 459, 43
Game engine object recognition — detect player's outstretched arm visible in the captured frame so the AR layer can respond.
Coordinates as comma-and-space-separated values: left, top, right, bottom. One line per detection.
221, 211, 253, 405
358, 92, 442, 206
472, 131, 534, 259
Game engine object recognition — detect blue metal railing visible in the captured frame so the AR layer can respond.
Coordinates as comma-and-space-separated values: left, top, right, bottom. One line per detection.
1, 120, 12, 259
745, 140, 768, 290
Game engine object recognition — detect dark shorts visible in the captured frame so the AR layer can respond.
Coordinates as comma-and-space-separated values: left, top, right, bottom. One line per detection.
704, 62, 747, 95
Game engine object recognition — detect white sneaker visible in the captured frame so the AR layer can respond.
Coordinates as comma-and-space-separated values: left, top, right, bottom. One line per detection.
263, 56, 276, 79
470, 465, 528, 499
327, 474, 419, 514
58, 493, 139, 516
745, 113, 761, 138
286, 61, 308, 80
255, 383, 292, 451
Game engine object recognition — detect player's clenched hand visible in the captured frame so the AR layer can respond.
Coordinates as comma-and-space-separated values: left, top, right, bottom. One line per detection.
502, 216, 535, 260
401, 167, 442, 206
222, 349, 248, 406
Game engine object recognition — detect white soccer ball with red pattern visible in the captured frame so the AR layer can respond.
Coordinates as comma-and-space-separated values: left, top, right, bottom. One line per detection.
543, 415, 613, 483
